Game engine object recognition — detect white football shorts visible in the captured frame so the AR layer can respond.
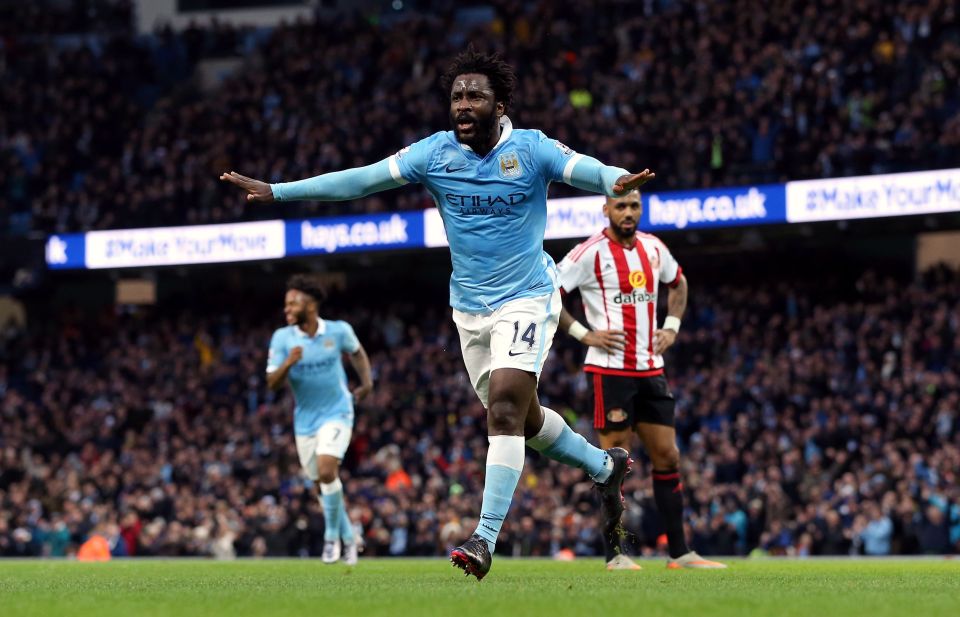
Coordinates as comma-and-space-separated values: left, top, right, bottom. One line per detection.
295, 420, 353, 481
452, 289, 561, 409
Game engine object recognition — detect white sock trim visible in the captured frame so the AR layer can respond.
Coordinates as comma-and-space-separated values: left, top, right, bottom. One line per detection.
526, 407, 566, 451
486, 435, 526, 471
319, 478, 343, 495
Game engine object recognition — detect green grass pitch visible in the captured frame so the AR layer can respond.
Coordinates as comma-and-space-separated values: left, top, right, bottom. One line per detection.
1, 558, 958, 617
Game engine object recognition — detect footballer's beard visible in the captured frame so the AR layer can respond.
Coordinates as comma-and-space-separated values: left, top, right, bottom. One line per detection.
452, 111, 497, 150
612, 220, 637, 240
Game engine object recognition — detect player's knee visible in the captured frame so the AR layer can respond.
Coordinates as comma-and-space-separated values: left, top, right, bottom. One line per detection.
487, 400, 524, 435
316, 460, 339, 484
651, 444, 680, 469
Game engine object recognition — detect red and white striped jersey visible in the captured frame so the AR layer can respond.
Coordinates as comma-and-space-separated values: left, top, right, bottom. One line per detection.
557, 229, 683, 376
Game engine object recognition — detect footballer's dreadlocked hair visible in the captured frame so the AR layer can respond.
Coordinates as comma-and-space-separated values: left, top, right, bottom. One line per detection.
286, 274, 327, 305
441, 47, 517, 110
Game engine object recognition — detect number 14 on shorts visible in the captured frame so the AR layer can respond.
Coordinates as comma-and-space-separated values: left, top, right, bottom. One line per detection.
512, 321, 536, 349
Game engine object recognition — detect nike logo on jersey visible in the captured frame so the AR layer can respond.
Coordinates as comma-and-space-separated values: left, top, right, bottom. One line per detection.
507, 350, 527, 356
445, 163, 468, 173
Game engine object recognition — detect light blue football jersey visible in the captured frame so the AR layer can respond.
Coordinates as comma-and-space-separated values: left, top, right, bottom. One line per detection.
266, 319, 360, 436
391, 118, 583, 313
270, 116, 628, 313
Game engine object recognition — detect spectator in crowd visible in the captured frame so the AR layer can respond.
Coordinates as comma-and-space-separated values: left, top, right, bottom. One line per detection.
855, 503, 893, 556
918, 505, 951, 554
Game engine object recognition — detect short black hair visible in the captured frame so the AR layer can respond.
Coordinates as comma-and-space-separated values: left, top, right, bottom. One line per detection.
286, 274, 326, 305
441, 47, 517, 110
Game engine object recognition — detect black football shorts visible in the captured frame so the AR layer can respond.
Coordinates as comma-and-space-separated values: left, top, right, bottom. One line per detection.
586, 372, 676, 430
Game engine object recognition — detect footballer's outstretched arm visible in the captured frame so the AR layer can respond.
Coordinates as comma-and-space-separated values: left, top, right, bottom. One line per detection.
220, 157, 403, 203
565, 155, 655, 197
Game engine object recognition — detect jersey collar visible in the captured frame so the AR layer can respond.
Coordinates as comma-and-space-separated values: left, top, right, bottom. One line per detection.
459, 116, 513, 153
295, 317, 326, 338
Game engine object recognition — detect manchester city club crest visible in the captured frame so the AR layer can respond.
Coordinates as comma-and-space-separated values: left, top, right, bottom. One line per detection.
498, 152, 523, 179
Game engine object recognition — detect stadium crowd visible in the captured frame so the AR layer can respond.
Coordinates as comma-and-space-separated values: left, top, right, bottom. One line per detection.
2, 264, 959, 558
3, 0, 960, 234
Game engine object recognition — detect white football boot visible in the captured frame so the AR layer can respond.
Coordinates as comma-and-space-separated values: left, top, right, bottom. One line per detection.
321, 539, 341, 564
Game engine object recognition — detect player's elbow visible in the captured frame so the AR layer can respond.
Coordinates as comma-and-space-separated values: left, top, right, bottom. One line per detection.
350, 348, 368, 368
266, 373, 283, 391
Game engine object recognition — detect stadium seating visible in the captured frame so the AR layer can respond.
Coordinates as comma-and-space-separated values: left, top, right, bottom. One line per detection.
2, 0, 959, 235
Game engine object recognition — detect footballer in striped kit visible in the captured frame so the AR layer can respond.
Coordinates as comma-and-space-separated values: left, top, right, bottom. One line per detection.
558, 190, 726, 571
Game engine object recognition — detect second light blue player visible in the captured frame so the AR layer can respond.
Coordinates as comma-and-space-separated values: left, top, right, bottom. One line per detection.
266, 274, 373, 566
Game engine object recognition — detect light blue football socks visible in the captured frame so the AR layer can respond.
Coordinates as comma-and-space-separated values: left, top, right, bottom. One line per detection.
474, 435, 525, 552
527, 407, 613, 482
339, 493, 356, 544
320, 479, 351, 543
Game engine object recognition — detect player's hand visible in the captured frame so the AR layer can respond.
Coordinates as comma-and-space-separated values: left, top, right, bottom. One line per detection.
653, 329, 677, 355
219, 171, 275, 202
613, 169, 655, 195
352, 383, 372, 403
286, 346, 304, 366
582, 329, 626, 353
